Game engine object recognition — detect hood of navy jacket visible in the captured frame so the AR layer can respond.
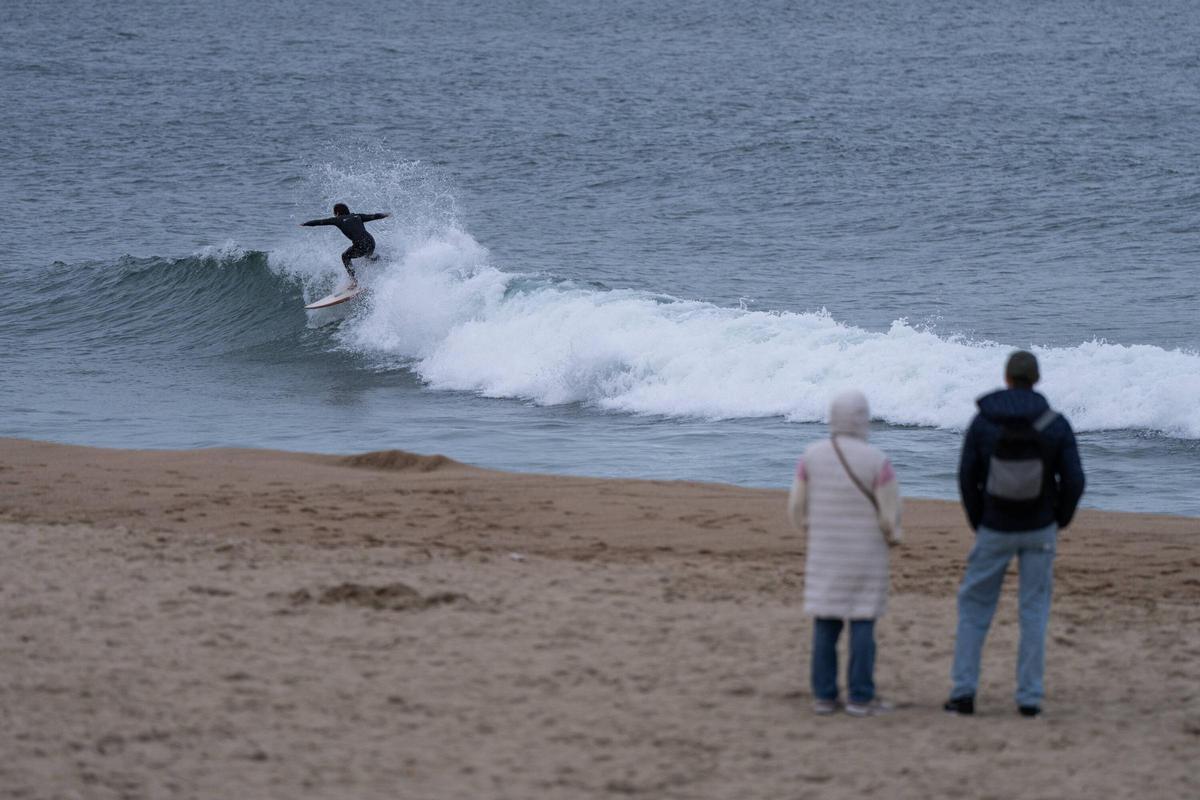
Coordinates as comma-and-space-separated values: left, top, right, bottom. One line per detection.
975, 388, 1050, 424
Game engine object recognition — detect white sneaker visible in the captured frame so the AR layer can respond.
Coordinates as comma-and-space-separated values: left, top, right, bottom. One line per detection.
845, 698, 894, 717
812, 698, 839, 715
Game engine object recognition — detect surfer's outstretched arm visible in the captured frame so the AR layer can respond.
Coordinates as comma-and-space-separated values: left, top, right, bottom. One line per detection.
300, 217, 337, 227
359, 213, 390, 222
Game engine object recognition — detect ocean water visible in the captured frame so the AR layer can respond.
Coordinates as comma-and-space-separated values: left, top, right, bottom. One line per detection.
2, 0, 1198, 516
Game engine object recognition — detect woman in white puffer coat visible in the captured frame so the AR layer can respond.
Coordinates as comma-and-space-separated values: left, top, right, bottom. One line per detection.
788, 390, 903, 717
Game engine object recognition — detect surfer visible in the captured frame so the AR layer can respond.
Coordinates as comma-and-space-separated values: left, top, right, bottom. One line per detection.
300, 203, 390, 286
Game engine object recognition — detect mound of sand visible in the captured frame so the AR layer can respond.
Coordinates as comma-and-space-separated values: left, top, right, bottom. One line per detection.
339, 449, 465, 473
288, 582, 470, 611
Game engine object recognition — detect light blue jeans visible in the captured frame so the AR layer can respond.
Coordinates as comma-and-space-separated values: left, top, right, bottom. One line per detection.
950, 524, 1057, 708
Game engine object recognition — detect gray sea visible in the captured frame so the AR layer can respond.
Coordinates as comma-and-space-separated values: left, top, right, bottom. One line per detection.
3, 0, 1198, 515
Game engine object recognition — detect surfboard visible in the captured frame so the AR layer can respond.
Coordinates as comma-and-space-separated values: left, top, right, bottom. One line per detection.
304, 284, 364, 310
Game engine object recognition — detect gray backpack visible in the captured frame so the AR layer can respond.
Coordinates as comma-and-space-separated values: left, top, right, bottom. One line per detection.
985, 409, 1059, 507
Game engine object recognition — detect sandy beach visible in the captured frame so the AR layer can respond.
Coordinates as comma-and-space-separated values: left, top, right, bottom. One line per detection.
1, 437, 1197, 799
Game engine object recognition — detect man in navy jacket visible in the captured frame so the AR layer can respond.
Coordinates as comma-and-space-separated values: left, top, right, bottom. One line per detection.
945, 350, 1085, 718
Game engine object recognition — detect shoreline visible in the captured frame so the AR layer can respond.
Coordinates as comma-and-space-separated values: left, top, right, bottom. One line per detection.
2, 437, 1198, 798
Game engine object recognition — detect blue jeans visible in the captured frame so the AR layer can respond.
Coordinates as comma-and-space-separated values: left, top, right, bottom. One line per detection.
811, 617, 876, 704
950, 524, 1057, 707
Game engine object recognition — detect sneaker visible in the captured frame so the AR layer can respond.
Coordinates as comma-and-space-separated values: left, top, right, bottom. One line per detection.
812, 698, 839, 716
943, 695, 975, 715
1018, 705, 1042, 718
845, 698, 894, 717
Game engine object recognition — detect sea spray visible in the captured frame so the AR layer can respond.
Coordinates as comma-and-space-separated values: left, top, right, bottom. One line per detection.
271, 153, 466, 303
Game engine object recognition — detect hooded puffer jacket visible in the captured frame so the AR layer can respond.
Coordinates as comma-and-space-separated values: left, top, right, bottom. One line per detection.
788, 390, 902, 619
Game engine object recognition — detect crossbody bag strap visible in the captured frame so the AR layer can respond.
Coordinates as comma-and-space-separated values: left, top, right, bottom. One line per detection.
831, 434, 879, 512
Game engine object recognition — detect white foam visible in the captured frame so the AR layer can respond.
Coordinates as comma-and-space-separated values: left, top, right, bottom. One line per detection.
336, 239, 1199, 438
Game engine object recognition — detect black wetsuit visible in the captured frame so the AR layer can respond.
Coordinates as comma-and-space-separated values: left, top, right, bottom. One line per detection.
301, 212, 387, 277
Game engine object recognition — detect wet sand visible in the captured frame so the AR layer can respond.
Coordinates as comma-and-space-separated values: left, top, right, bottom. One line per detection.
1, 437, 1198, 799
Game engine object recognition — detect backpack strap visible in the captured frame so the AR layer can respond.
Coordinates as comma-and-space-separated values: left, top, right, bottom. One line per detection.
1033, 408, 1058, 432
1033, 408, 1059, 493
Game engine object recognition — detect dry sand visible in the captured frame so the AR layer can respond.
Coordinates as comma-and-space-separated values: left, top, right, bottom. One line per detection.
1, 437, 1198, 799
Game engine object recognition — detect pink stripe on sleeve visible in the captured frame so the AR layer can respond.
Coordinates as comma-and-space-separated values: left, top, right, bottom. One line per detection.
874, 458, 895, 489
795, 458, 807, 481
